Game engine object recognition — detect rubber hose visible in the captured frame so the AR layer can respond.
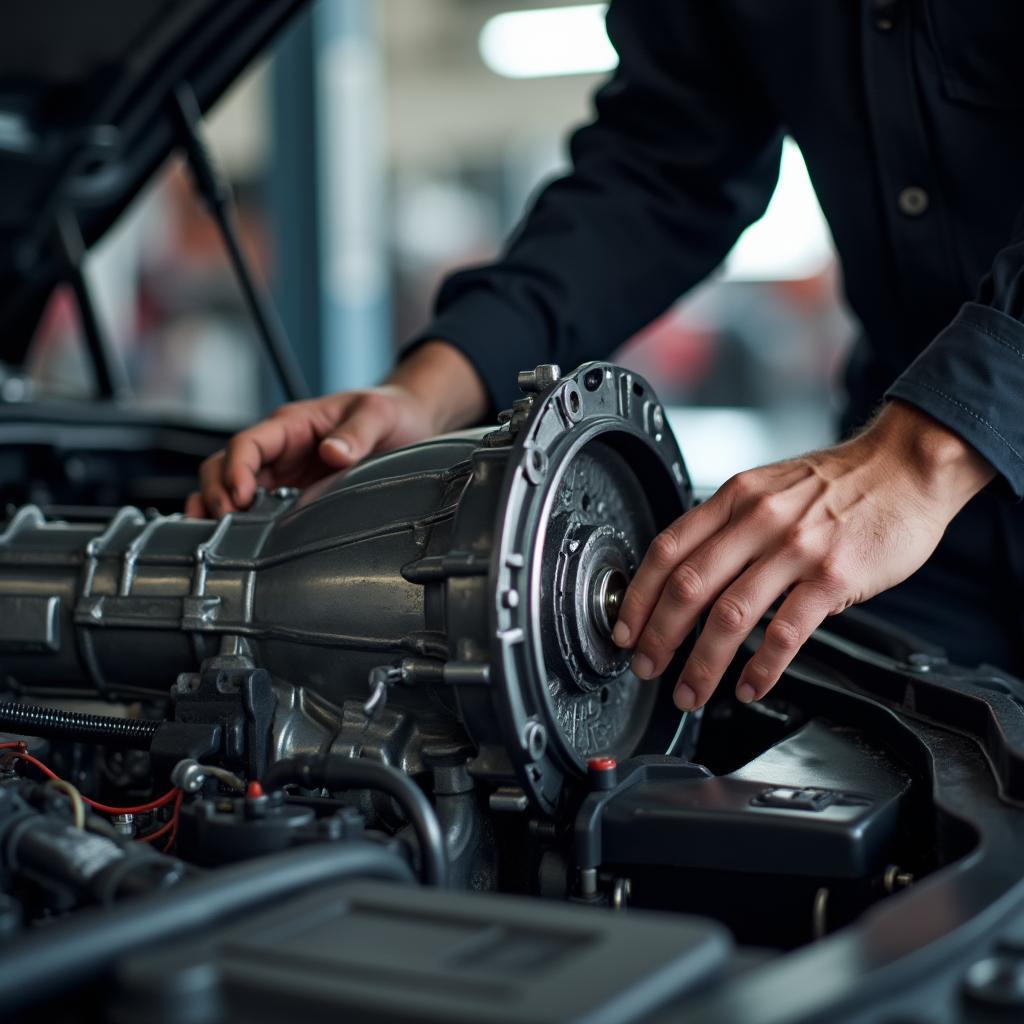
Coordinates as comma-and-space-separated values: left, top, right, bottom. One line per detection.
263, 755, 448, 888
0, 701, 159, 747
0, 839, 413, 1012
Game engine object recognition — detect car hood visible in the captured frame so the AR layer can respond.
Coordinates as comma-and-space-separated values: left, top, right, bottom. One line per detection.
0, 0, 309, 362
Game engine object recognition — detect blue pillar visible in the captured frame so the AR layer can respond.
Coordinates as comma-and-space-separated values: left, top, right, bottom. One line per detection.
268, 0, 390, 401
268, 9, 322, 399
312, 0, 391, 392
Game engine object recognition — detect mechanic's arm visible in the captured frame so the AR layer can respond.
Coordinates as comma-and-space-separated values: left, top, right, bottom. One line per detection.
413, 0, 783, 414
618, 195, 1024, 714
613, 401, 995, 711
193, 0, 784, 516
186, 342, 486, 517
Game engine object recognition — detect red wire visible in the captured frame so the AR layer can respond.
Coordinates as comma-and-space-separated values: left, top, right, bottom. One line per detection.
162, 791, 184, 853
5, 748, 178, 815
137, 817, 175, 844
141, 790, 184, 848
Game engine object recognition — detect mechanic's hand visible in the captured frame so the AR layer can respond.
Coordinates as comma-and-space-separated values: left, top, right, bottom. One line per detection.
612, 401, 995, 711
186, 341, 487, 517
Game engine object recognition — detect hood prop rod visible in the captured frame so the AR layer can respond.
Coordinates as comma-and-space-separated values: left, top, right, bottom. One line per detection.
171, 82, 309, 403
55, 209, 130, 402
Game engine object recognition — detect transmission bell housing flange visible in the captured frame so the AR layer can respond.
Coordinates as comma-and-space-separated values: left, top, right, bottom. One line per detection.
0, 363, 694, 813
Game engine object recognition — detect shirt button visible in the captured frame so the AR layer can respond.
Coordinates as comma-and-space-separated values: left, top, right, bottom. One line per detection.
898, 186, 929, 217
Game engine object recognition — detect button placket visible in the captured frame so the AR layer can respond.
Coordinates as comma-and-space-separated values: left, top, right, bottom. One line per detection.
860, 1, 953, 312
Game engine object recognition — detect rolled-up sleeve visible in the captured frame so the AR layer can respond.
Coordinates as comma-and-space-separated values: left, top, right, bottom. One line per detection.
887, 211, 1024, 497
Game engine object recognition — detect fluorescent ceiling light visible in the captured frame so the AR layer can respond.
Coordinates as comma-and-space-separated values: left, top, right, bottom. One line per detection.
724, 138, 834, 281
479, 4, 616, 79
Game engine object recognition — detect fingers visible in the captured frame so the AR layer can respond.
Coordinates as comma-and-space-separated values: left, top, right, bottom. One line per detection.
222, 416, 293, 510
184, 491, 207, 518
612, 496, 731, 650
734, 583, 833, 703
197, 450, 233, 517
319, 393, 397, 469
672, 555, 795, 710
627, 527, 762, 684
199, 395, 358, 517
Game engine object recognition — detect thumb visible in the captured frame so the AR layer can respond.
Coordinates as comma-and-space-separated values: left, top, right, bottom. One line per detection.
318, 395, 395, 468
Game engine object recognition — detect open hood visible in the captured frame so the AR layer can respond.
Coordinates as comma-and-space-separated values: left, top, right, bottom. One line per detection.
0, 0, 309, 363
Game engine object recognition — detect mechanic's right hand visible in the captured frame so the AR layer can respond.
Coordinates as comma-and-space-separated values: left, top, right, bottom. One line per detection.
185, 341, 488, 518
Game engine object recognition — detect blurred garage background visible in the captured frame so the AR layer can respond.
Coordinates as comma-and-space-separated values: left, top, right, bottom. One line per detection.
24, 0, 856, 493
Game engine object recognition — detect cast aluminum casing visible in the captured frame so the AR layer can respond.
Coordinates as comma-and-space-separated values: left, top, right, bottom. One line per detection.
0, 363, 693, 811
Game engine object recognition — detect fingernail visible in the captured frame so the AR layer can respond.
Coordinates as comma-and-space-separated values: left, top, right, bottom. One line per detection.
674, 684, 697, 711
323, 437, 352, 457
736, 683, 756, 704
612, 622, 631, 647
631, 654, 655, 679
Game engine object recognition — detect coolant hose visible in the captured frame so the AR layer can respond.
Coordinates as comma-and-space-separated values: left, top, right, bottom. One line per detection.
263, 754, 448, 888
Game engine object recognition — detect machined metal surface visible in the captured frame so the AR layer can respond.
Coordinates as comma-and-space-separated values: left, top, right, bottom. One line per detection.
0, 362, 694, 811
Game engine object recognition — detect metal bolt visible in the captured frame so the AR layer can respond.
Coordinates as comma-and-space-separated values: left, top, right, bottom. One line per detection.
905, 652, 947, 671
812, 886, 830, 940
964, 955, 1024, 1008
883, 864, 915, 892
611, 877, 632, 910
111, 813, 135, 838
524, 720, 547, 760
508, 396, 536, 435
651, 405, 665, 436
579, 867, 598, 898
517, 364, 561, 394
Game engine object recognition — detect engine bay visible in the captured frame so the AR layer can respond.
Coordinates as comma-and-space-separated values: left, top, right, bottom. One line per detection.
0, 363, 1023, 1023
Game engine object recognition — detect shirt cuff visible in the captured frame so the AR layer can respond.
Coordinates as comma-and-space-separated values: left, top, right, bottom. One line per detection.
402, 286, 552, 418
885, 302, 1024, 499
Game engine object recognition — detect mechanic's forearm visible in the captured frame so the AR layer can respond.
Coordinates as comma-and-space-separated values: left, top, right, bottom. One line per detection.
868, 399, 996, 516
387, 340, 489, 433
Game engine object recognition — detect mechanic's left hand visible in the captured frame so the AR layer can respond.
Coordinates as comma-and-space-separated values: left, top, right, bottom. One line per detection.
612, 400, 996, 711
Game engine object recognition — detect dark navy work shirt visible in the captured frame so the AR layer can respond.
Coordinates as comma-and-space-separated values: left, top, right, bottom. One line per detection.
412, 0, 1024, 496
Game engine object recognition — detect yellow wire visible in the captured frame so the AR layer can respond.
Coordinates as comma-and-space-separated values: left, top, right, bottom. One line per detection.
47, 779, 86, 830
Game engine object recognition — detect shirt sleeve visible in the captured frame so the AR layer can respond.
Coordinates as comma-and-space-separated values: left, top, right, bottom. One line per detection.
405, 0, 784, 415
886, 207, 1024, 497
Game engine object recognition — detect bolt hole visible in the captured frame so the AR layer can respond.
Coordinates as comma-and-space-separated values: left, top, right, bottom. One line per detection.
632, 382, 645, 397
584, 369, 603, 392
531, 450, 544, 470
526, 724, 546, 760
600, 686, 611, 705
581, 493, 591, 512
569, 390, 581, 413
